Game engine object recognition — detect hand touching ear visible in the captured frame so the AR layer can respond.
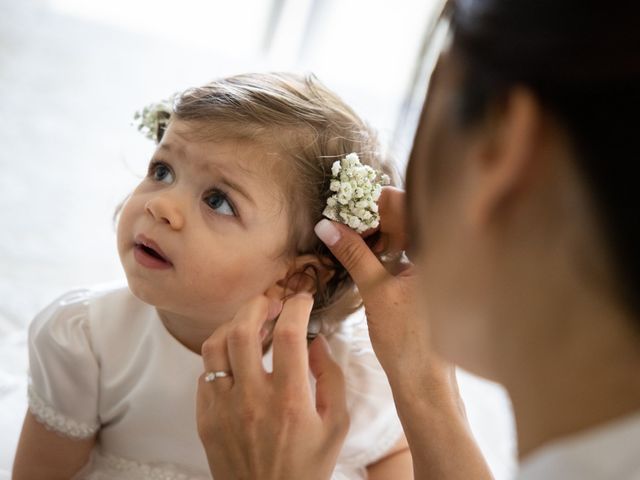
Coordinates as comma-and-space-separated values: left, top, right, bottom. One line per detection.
276, 254, 336, 298
196, 294, 349, 480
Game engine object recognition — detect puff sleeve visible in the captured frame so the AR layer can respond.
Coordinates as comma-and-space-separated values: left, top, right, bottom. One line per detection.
27, 289, 100, 439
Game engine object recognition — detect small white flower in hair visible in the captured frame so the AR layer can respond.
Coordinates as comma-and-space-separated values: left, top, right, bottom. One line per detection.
322, 152, 390, 234
133, 96, 175, 143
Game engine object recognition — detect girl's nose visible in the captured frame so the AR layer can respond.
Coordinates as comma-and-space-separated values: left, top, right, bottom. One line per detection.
144, 194, 185, 230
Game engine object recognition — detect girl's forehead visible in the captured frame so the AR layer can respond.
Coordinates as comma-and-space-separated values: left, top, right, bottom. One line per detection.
163, 120, 281, 175
159, 120, 287, 211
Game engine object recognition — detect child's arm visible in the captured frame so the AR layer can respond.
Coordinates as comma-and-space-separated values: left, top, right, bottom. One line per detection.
366, 435, 413, 479
13, 410, 95, 480
16, 290, 102, 479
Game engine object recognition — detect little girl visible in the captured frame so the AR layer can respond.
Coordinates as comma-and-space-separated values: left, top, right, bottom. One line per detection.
12, 73, 410, 479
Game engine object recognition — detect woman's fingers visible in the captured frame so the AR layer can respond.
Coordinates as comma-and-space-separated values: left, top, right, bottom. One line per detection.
226, 296, 273, 385
272, 293, 315, 388
201, 322, 234, 392
378, 187, 408, 253
197, 293, 349, 480
314, 220, 390, 299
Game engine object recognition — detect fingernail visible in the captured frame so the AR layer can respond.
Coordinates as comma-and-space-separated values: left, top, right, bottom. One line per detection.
314, 219, 341, 247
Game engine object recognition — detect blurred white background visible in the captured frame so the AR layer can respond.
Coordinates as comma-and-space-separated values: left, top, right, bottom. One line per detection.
0, 0, 516, 477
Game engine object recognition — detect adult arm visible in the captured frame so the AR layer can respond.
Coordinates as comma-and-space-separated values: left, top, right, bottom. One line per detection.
314, 187, 493, 480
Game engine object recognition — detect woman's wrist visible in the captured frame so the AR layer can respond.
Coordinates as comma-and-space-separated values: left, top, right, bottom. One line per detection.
388, 358, 465, 417
388, 364, 492, 480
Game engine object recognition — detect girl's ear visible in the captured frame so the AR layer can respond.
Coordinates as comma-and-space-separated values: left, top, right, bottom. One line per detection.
274, 254, 336, 298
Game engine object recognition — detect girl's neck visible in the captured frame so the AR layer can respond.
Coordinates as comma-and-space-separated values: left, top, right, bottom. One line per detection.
504, 293, 640, 460
156, 308, 217, 354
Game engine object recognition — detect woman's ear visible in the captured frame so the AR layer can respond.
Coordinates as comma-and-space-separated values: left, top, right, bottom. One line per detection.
274, 254, 336, 298
468, 87, 544, 227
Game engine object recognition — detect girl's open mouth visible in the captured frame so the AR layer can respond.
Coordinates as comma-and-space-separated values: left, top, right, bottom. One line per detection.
133, 238, 173, 269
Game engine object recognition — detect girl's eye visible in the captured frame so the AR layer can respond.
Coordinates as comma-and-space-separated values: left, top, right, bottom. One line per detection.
149, 162, 174, 184
204, 190, 236, 217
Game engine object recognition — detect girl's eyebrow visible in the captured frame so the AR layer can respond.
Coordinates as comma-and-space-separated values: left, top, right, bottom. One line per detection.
158, 141, 256, 206
219, 176, 255, 206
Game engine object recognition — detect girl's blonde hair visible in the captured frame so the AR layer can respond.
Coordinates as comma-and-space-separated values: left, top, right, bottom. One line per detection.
171, 72, 398, 332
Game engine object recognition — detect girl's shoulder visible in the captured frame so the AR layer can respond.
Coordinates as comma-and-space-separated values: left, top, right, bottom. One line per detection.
29, 286, 113, 349
26, 284, 156, 439
30, 284, 153, 347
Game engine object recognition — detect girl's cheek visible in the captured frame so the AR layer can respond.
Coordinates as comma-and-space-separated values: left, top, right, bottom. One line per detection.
201, 255, 272, 292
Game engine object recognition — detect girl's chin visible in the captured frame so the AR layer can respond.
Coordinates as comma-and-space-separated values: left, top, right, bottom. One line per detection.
126, 278, 171, 308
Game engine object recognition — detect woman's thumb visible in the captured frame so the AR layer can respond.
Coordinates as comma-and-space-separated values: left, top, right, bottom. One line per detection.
314, 219, 388, 293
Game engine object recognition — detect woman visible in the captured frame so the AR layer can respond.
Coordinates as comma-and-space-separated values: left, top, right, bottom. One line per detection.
195, 0, 640, 478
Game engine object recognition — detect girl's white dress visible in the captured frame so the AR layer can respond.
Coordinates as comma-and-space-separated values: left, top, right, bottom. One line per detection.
27, 286, 404, 480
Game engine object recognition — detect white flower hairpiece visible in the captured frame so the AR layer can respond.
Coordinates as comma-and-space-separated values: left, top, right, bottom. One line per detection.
322, 152, 391, 234
132, 96, 175, 142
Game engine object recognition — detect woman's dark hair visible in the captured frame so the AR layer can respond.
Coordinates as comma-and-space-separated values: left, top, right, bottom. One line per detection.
412, 0, 640, 317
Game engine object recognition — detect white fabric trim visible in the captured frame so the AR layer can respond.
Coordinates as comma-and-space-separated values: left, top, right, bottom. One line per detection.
28, 385, 99, 439
77, 451, 356, 480
75, 451, 210, 480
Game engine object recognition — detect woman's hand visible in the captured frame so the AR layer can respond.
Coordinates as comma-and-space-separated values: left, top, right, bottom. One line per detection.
315, 187, 445, 393
196, 294, 349, 480
314, 187, 493, 480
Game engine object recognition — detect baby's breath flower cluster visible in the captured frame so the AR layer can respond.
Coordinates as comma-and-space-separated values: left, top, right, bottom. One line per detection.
323, 152, 391, 233
132, 97, 174, 142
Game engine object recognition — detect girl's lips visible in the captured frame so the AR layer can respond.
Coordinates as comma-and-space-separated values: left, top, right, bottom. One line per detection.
134, 244, 173, 269
133, 234, 173, 269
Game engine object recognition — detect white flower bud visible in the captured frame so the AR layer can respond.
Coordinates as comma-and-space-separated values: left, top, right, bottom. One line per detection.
323, 206, 337, 220
344, 153, 359, 166
372, 184, 382, 201
331, 160, 341, 176
348, 215, 361, 229
341, 182, 353, 196
322, 152, 388, 234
